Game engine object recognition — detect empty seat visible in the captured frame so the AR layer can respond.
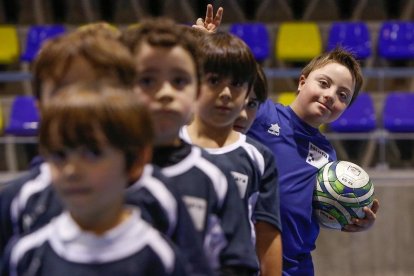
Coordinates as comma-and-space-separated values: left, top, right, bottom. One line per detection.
0, 25, 19, 64
20, 25, 66, 62
4, 96, 40, 136
277, 91, 296, 106
327, 22, 372, 60
383, 92, 414, 132
377, 21, 414, 60
276, 22, 322, 62
329, 93, 377, 132
230, 23, 270, 63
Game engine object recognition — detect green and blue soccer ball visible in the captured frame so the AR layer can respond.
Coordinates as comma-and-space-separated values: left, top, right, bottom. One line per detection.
313, 160, 375, 230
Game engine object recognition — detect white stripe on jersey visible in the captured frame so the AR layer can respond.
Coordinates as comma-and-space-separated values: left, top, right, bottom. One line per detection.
127, 165, 178, 236
161, 146, 228, 208
10, 163, 51, 228
240, 137, 265, 176
10, 209, 176, 273
10, 220, 51, 274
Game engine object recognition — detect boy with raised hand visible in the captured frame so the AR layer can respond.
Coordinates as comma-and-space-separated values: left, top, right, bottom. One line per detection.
122, 18, 258, 275
4, 84, 190, 276
180, 31, 282, 276
247, 48, 380, 275
0, 27, 210, 276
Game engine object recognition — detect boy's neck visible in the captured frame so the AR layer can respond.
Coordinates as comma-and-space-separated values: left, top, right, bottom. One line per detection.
187, 118, 240, 148
290, 102, 321, 129
70, 203, 131, 236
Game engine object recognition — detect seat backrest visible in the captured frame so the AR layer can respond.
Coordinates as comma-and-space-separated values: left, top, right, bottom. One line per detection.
277, 91, 296, 106
0, 25, 19, 64
4, 96, 40, 136
327, 22, 372, 60
20, 25, 66, 62
383, 92, 414, 132
329, 93, 377, 132
378, 21, 414, 60
230, 23, 270, 62
276, 22, 322, 62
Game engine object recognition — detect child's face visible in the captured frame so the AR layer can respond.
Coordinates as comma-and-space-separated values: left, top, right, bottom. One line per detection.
293, 62, 355, 128
46, 140, 129, 219
197, 73, 249, 128
233, 90, 260, 134
41, 57, 97, 105
134, 42, 198, 145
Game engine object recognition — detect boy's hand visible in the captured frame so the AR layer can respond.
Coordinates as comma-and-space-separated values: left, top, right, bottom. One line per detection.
342, 199, 379, 232
192, 4, 223, 33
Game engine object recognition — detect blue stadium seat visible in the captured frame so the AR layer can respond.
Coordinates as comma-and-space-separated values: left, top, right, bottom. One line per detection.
377, 21, 414, 60
4, 96, 40, 136
20, 25, 66, 62
329, 93, 376, 132
383, 92, 414, 132
229, 23, 270, 63
327, 22, 372, 60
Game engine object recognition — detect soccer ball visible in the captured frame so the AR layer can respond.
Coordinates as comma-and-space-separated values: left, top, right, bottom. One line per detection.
313, 160, 375, 230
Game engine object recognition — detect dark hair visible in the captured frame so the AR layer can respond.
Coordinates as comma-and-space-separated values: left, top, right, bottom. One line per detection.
254, 63, 268, 103
39, 83, 153, 171
33, 31, 136, 100
199, 31, 257, 93
121, 18, 203, 96
301, 47, 363, 105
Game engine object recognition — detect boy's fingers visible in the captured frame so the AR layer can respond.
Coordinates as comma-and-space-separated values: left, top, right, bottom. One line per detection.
205, 4, 213, 24
213, 7, 223, 26
196, 18, 204, 26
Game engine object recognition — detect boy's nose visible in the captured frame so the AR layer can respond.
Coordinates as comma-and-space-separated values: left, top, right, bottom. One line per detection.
156, 82, 174, 104
62, 160, 81, 181
219, 86, 232, 101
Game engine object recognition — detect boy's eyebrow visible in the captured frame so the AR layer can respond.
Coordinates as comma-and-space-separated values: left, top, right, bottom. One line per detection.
138, 67, 192, 76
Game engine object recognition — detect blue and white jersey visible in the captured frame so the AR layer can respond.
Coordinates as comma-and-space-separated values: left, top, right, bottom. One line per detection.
6, 208, 188, 276
0, 163, 210, 275
152, 142, 257, 271
247, 100, 336, 275
180, 127, 281, 244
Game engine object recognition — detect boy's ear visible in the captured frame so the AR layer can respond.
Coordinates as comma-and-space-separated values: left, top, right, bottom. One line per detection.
298, 75, 306, 93
127, 145, 153, 183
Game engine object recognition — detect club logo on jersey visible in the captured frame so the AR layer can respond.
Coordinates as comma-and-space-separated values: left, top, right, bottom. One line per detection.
306, 142, 329, 168
267, 123, 281, 136
230, 171, 248, 198
182, 196, 207, 231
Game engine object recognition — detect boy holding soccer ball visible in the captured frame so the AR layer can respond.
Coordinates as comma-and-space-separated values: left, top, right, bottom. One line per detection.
247, 48, 380, 275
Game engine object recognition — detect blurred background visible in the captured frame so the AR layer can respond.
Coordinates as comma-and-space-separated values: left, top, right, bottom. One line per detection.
0, 1, 413, 275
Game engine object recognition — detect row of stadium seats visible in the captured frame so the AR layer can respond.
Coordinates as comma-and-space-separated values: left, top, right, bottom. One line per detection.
2, 20, 414, 69
1, 0, 412, 24
1, 91, 413, 170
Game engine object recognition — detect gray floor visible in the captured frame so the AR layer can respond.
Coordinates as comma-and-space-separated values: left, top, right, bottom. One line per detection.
314, 169, 414, 276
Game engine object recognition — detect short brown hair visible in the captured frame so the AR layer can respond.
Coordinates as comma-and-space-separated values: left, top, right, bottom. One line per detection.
254, 63, 268, 103
121, 18, 203, 95
301, 47, 363, 105
199, 31, 257, 93
39, 83, 153, 171
33, 30, 136, 100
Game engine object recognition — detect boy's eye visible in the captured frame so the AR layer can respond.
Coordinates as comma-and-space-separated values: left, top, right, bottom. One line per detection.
79, 148, 103, 161
339, 91, 350, 102
47, 150, 67, 164
137, 76, 155, 87
319, 80, 329, 88
231, 80, 246, 88
246, 99, 260, 109
206, 75, 220, 85
172, 76, 190, 87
